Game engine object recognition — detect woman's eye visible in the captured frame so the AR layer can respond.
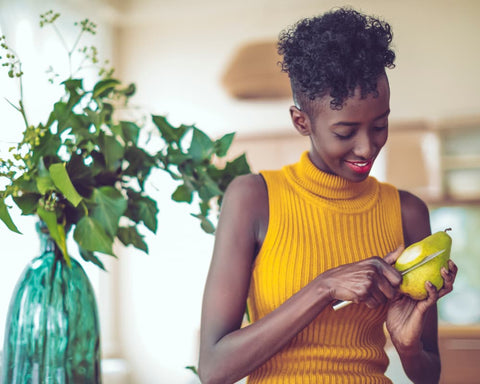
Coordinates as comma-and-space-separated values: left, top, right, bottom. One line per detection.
334, 132, 354, 140
373, 125, 388, 132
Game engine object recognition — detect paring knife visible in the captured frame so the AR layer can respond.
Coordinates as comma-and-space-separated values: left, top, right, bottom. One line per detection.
332, 249, 446, 311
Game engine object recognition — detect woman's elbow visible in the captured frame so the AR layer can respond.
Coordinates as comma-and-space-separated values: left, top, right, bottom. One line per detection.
197, 364, 222, 384
198, 355, 234, 384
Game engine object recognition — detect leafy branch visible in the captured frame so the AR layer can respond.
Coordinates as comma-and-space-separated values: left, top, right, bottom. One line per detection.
0, 12, 250, 269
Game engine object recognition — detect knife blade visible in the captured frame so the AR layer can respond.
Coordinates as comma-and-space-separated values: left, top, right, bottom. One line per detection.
332, 249, 446, 311
398, 249, 445, 276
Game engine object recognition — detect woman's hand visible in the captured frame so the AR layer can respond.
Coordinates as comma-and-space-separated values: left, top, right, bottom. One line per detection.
321, 247, 404, 309
386, 259, 458, 352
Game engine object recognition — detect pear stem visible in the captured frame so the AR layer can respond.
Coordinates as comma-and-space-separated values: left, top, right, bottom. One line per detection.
444, 227, 452, 232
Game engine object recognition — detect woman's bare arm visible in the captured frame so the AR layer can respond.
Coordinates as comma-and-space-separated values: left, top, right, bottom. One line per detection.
197, 174, 336, 383
386, 190, 457, 384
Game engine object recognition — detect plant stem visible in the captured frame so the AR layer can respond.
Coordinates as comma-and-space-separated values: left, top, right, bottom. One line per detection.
18, 100, 29, 129
17, 62, 29, 129
68, 29, 86, 78
51, 23, 72, 74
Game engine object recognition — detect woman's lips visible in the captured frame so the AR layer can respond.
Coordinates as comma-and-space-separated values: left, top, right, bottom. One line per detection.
345, 159, 374, 174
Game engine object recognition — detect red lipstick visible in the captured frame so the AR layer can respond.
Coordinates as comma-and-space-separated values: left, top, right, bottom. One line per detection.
345, 159, 374, 174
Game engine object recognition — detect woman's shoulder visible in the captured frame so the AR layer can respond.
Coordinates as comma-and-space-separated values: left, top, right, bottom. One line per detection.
398, 189, 431, 245
220, 173, 269, 244
398, 189, 429, 218
225, 173, 268, 202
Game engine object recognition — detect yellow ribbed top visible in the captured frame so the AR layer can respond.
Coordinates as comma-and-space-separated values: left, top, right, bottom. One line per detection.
246, 152, 404, 384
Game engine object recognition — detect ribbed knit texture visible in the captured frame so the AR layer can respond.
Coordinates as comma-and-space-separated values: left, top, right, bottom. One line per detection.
246, 151, 404, 384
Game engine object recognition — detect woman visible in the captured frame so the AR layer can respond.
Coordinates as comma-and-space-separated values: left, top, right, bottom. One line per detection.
198, 7, 457, 384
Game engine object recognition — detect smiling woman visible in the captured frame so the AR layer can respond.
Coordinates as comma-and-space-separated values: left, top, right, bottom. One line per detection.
197, 7, 457, 384
290, 75, 391, 182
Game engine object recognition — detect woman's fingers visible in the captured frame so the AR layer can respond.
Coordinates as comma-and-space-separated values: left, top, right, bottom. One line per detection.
356, 258, 402, 308
437, 259, 458, 299
383, 245, 405, 265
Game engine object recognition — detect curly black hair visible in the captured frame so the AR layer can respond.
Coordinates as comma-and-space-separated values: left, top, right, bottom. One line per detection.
278, 7, 395, 111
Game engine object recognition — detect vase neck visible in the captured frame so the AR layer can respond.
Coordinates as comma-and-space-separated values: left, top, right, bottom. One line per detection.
36, 221, 58, 257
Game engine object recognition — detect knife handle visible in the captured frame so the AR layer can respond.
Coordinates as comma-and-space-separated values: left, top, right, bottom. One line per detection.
332, 299, 352, 311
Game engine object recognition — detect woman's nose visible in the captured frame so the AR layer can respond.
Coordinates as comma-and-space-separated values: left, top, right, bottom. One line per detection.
353, 133, 375, 159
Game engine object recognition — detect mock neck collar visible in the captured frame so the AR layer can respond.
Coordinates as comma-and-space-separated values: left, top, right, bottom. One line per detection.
283, 151, 379, 211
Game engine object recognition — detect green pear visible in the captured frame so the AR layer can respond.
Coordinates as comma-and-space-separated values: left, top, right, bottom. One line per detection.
394, 229, 452, 300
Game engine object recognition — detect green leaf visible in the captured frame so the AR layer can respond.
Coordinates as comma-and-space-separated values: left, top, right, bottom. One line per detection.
53, 101, 71, 133
0, 198, 21, 233
36, 206, 59, 238
55, 223, 70, 267
172, 184, 193, 203
63, 78, 83, 95
79, 248, 106, 270
125, 192, 158, 233
152, 115, 190, 144
73, 216, 114, 255
13, 193, 41, 215
67, 154, 95, 195
199, 200, 210, 216
62, 78, 83, 110
101, 134, 125, 171
37, 206, 71, 266
117, 226, 148, 253
31, 127, 62, 163
214, 132, 235, 157
36, 176, 56, 195
185, 366, 199, 376
69, 113, 92, 134
92, 78, 120, 99
198, 177, 223, 201
90, 186, 127, 237
201, 218, 216, 234
164, 147, 189, 165
189, 128, 214, 161
224, 153, 251, 176
123, 147, 156, 188
120, 121, 140, 144
49, 163, 83, 207
136, 196, 158, 233
191, 213, 215, 234
13, 174, 40, 194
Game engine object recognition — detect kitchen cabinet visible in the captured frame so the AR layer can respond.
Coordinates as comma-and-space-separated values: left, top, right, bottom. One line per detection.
383, 121, 442, 201
437, 117, 480, 201
439, 326, 480, 384
385, 118, 480, 383
384, 116, 480, 204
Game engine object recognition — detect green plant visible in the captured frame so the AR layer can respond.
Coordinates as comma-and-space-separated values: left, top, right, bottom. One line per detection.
0, 11, 250, 269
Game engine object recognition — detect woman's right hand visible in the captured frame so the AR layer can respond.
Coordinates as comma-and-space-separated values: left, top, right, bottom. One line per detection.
320, 247, 403, 308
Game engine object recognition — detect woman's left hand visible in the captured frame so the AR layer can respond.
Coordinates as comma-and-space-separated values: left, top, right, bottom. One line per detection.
386, 259, 458, 351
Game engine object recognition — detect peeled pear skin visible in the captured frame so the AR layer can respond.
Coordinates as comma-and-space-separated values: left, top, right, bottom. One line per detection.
394, 230, 452, 300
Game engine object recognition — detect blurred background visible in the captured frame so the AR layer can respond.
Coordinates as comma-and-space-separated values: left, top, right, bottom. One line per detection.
0, 0, 479, 383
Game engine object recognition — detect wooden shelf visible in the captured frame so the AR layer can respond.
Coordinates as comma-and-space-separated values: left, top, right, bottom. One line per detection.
439, 324, 480, 338
441, 155, 480, 170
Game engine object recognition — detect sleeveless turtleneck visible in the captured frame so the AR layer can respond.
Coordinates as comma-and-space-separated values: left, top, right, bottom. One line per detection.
246, 151, 404, 384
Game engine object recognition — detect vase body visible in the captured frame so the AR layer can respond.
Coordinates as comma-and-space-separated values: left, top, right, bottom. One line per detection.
2, 223, 102, 383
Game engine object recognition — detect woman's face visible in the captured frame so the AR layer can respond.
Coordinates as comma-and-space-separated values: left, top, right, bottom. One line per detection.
292, 75, 390, 182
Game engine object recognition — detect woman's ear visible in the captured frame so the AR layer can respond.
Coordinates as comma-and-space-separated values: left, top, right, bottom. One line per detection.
289, 106, 311, 136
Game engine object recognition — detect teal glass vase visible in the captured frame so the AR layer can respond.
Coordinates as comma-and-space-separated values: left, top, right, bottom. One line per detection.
2, 222, 102, 383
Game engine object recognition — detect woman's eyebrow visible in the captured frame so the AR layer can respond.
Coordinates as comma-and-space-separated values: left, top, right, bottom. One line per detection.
332, 109, 391, 127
